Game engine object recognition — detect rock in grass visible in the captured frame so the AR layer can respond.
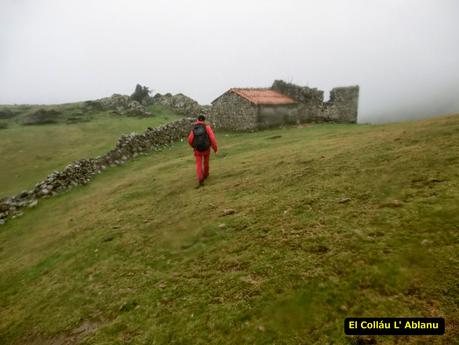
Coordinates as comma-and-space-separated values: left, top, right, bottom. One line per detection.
222, 209, 236, 216
428, 177, 444, 183
257, 325, 266, 332
354, 337, 377, 345
380, 199, 403, 208
119, 301, 138, 312
338, 197, 351, 204
421, 239, 432, 246
0, 202, 9, 212
19, 190, 30, 198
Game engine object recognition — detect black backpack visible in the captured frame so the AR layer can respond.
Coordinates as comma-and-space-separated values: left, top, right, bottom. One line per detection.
192, 124, 211, 151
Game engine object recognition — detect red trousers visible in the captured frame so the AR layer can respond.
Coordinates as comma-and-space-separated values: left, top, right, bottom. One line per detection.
194, 151, 210, 182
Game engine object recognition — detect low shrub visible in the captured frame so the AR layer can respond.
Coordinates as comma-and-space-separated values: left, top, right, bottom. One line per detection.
0, 109, 19, 119
22, 109, 61, 125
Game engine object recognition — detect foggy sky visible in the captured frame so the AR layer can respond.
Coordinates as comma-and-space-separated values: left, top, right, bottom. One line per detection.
1, 0, 458, 123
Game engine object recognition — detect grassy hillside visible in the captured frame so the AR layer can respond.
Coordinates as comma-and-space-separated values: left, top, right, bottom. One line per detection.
0, 107, 181, 197
0, 115, 458, 344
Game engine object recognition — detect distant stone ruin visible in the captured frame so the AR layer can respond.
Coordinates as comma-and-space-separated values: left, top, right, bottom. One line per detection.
82, 84, 154, 117
210, 80, 359, 130
84, 93, 152, 117
84, 89, 208, 117
152, 92, 208, 116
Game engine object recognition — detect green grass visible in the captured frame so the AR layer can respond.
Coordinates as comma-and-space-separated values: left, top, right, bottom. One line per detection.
0, 115, 458, 344
0, 109, 182, 197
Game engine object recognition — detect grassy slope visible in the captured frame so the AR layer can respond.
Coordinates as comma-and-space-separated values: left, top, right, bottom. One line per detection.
0, 107, 181, 197
0, 115, 458, 345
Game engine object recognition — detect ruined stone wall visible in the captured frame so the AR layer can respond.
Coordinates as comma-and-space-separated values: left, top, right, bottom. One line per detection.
320, 86, 359, 123
271, 80, 325, 122
0, 118, 195, 225
210, 92, 258, 131
271, 80, 324, 106
271, 80, 359, 124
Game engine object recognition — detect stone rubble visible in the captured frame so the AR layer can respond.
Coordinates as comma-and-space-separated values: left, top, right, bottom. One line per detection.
152, 93, 209, 116
84, 94, 152, 117
0, 117, 195, 225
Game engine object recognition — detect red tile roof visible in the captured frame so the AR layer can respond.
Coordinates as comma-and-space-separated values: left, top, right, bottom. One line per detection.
229, 88, 297, 105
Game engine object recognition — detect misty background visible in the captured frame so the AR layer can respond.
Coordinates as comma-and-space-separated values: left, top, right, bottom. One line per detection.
0, 0, 458, 123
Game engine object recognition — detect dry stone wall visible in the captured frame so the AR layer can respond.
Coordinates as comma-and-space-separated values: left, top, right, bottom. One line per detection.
321, 86, 360, 123
271, 80, 324, 106
0, 118, 195, 225
271, 80, 359, 123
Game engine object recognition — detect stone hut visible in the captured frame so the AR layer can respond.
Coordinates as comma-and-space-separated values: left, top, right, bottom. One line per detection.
210, 80, 359, 130
210, 88, 299, 130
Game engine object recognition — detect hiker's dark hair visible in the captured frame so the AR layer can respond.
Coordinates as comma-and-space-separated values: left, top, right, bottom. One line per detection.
198, 115, 206, 121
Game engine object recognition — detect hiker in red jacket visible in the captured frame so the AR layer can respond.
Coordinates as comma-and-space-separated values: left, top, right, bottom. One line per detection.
188, 115, 218, 186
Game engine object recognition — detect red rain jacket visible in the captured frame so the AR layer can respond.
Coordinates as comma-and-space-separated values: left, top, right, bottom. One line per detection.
188, 120, 218, 155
